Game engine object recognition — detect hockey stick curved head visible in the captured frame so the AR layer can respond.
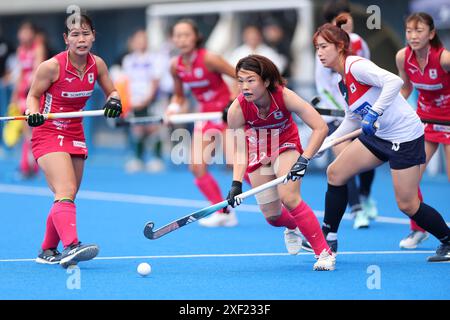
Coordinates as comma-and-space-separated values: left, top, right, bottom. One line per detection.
143, 222, 155, 239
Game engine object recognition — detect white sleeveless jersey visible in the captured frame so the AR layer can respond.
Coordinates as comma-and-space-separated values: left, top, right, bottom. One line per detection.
330, 56, 424, 143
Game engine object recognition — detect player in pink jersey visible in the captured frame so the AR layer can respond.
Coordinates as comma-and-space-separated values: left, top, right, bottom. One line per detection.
10, 22, 46, 178
168, 19, 239, 227
315, 15, 450, 262
396, 12, 450, 249
25, 14, 122, 268
226, 54, 335, 271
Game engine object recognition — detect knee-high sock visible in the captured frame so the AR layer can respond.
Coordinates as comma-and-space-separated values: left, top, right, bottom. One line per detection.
194, 173, 226, 213
323, 184, 348, 235
266, 206, 297, 229
347, 177, 362, 212
289, 201, 331, 255
41, 211, 60, 250
51, 202, 79, 248
359, 169, 375, 197
411, 202, 450, 244
411, 187, 425, 232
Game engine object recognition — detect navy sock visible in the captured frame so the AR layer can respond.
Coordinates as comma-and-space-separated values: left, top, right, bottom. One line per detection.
346, 177, 362, 212
411, 202, 450, 244
359, 169, 375, 197
323, 183, 348, 234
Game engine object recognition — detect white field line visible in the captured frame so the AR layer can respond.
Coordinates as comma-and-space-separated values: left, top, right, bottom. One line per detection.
0, 250, 437, 263
0, 184, 448, 226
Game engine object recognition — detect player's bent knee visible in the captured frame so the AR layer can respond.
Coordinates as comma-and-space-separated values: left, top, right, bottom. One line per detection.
397, 200, 419, 216
327, 163, 347, 185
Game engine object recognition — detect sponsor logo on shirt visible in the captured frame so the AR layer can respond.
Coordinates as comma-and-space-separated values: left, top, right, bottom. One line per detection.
61, 90, 94, 98
73, 141, 87, 148
65, 77, 76, 83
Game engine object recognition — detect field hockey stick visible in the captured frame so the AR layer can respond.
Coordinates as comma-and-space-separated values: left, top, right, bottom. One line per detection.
143, 128, 362, 240
311, 96, 346, 117
0, 110, 105, 122
311, 96, 450, 126
114, 111, 222, 127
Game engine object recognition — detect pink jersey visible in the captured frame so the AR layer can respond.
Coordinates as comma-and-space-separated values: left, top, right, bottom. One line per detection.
31, 51, 98, 160
16, 41, 39, 109
404, 45, 450, 121
175, 48, 230, 112
239, 86, 302, 173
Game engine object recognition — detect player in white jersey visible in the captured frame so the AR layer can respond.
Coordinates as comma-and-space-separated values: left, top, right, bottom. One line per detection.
313, 15, 450, 262
315, 6, 377, 230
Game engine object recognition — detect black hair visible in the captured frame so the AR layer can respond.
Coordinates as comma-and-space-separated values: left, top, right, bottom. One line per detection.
171, 18, 204, 48
65, 13, 95, 34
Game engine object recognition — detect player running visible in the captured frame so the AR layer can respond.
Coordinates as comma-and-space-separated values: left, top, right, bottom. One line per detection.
26, 14, 122, 268
168, 19, 238, 228
315, 15, 450, 262
396, 12, 450, 249
315, 3, 377, 229
226, 54, 336, 271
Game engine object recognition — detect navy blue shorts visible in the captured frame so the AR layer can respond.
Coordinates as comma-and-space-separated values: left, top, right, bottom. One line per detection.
358, 134, 426, 170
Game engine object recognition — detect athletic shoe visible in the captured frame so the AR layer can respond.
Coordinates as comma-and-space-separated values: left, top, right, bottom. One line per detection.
427, 243, 450, 262
361, 196, 378, 219
399, 231, 429, 249
59, 242, 99, 269
125, 158, 144, 173
284, 228, 302, 255
36, 248, 61, 265
198, 210, 238, 228
323, 229, 338, 253
146, 158, 165, 173
353, 210, 370, 229
313, 249, 336, 271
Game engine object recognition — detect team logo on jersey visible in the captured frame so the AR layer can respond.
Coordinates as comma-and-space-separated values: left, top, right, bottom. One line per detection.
273, 111, 284, 120
194, 67, 204, 79
349, 82, 357, 93
429, 69, 437, 80
88, 73, 95, 84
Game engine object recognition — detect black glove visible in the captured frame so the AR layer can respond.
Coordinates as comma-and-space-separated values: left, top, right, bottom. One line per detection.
103, 97, 122, 118
27, 112, 45, 127
226, 180, 243, 208
285, 155, 310, 182
222, 101, 233, 124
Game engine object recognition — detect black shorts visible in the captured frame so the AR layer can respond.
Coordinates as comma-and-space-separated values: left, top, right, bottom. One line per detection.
358, 134, 426, 170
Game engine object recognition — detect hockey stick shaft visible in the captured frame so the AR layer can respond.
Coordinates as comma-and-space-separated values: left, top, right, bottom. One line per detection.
0, 110, 105, 121
143, 128, 362, 240
116, 112, 222, 126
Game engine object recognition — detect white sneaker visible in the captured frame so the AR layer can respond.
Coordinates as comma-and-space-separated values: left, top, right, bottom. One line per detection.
146, 158, 165, 173
313, 249, 336, 271
361, 196, 378, 219
284, 228, 302, 255
125, 158, 144, 173
198, 210, 238, 227
353, 210, 370, 229
399, 231, 429, 249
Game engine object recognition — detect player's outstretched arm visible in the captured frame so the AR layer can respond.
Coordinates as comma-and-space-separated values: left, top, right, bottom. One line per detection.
283, 87, 328, 160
